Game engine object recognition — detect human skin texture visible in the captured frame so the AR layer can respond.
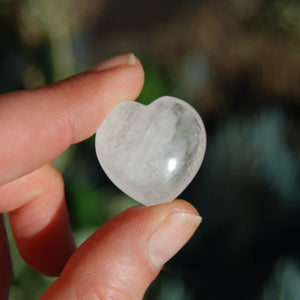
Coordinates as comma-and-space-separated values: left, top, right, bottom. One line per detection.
0, 53, 201, 299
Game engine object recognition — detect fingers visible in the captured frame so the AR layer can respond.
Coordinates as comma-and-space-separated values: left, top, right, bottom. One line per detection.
40, 200, 201, 300
0, 53, 144, 185
0, 215, 12, 300
0, 164, 75, 276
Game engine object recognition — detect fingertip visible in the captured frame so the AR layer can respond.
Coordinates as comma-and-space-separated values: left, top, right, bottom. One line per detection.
147, 204, 201, 269
144, 199, 201, 224
44, 54, 145, 144
90, 53, 138, 72
0, 53, 145, 185
41, 199, 201, 299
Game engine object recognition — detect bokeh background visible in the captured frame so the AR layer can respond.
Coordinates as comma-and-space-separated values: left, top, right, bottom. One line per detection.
1, 0, 300, 299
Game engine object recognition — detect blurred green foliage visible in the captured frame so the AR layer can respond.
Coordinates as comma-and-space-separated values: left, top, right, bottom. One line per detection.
0, 0, 300, 299
262, 259, 300, 300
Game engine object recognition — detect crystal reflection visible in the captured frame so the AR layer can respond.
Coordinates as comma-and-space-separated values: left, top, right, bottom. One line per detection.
167, 158, 177, 172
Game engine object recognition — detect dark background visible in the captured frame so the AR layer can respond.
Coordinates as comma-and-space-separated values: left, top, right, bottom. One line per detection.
1, 0, 300, 299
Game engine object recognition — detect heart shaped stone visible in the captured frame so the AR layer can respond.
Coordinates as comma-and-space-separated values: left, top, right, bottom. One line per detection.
95, 96, 206, 206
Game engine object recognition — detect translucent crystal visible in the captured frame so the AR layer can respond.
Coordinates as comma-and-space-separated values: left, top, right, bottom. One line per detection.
95, 96, 206, 206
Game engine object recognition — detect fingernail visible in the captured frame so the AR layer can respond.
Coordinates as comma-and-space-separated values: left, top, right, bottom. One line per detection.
148, 212, 202, 269
90, 53, 136, 72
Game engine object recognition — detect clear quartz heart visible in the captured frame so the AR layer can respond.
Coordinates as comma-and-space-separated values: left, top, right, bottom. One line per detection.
95, 96, 206, 206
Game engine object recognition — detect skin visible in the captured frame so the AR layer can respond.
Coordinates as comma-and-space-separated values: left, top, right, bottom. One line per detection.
0, 54, 200, 299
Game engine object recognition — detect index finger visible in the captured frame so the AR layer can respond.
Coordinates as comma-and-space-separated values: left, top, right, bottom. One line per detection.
0, 54, 144, 185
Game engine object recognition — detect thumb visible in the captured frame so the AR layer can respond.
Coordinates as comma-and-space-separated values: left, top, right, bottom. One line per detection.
40, 200, 201, 300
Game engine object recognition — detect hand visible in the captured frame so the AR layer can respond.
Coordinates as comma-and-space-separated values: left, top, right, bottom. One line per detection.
0, 53, 201, 299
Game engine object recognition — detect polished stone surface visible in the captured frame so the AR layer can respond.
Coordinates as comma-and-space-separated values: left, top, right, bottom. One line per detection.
95, 96, 206, 206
